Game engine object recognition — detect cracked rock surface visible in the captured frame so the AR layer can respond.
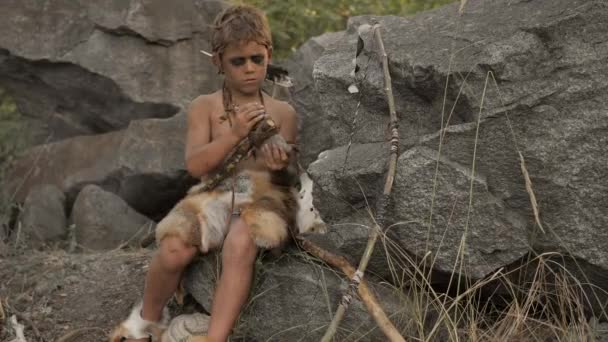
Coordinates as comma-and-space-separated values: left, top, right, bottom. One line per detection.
310, 0, 608, 282
0, 0, 227, 142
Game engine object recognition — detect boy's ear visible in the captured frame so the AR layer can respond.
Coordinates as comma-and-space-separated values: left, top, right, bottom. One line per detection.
267, 48, 273, 64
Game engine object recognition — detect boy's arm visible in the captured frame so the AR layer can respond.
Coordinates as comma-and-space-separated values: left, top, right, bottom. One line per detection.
279, 103, 298, 146
185, 96, 240, 178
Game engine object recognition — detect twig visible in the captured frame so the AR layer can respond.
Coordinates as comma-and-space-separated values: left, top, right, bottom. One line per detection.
519, 152, 545, 234
55, 327, 105, 342
298, 238, 405, 341
5, 302, 41, 340
321, 24, 400, 342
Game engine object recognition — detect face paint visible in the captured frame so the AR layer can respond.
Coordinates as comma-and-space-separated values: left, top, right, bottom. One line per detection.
228, 54, 266, 67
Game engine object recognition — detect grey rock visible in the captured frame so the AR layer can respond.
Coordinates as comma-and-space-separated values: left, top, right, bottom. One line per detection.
308, 142, 389, 222
71, 184, 154, 250
0, 239, 7, 257
17, 184, 67, 249
7, 113, 194, 218
391, 147, 529, 279
183, 253, 221, 312
303, 210, 394, 281
0, 0, 226, 142
184, 254, 411, 341
417, 99, 608, 272
310, 0, 608, 283
282, 32, 343, 165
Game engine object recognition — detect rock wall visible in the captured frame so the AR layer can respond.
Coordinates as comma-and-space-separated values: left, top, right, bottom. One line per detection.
309, 0, 608, 285
0, 0, 226, 141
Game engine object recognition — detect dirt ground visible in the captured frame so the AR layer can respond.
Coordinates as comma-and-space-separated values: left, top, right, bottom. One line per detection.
0, 246, 153, 341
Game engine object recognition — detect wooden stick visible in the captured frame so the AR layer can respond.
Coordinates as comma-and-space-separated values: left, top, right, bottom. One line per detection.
298, 238, 406, 341
519, 152, 545, 234
56, 327, 106, 342
321, 24, 401, 342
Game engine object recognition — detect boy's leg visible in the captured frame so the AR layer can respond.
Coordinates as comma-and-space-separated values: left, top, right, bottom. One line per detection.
207, 217, 257, 342
124, 236, 198, 342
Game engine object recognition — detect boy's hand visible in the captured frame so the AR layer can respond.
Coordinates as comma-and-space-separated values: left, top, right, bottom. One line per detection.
261, 142, 290, 170
231, 102, 266, 139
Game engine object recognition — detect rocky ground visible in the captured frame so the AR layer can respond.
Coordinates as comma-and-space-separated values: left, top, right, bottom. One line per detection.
0, 246, 152, 341
0, 243, 398, 342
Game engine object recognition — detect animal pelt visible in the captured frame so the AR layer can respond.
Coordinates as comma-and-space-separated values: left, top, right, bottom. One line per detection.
155, 162, 325, 252
156, 117, 326, 251
109, 302, 170, 342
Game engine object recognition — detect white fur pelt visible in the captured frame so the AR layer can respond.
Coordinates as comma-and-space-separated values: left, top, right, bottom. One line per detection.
108, 302, 170, 342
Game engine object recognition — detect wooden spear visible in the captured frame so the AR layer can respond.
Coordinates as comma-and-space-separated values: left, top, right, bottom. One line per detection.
298, 238, 406, 341
320, 24, 402, 342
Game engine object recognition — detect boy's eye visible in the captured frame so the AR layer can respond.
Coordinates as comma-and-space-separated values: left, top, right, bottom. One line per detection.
228, 55, 265, 67
251, 55, 265, 65
229, 57, 246, 66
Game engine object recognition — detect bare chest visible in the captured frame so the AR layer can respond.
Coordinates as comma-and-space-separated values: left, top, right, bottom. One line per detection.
208, 107, 282, 141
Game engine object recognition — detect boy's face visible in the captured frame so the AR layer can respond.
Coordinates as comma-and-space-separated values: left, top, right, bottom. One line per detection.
219, 40, 270, 96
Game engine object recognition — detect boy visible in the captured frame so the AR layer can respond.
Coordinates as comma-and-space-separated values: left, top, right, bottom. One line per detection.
115, 5, 297, 342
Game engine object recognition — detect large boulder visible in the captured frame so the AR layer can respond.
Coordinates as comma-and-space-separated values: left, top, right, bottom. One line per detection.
183, 253, 411, 341
71, 184, 154, 250
310, 0, 608, 283
0, 0, 226, 142
281, 32, 343, 165
17, 184, 67, 249
7, 113, 195, 218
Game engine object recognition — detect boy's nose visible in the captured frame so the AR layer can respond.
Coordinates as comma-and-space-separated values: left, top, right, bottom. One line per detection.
244, 60, 256, 73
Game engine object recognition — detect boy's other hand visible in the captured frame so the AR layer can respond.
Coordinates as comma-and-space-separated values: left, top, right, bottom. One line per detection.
231, 102, 266, 139
261, 142, 289, 170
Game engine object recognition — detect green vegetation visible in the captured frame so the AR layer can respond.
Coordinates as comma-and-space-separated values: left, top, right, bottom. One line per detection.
0, 87, 28, 235
0, 88, 26, 164
235, 0, 457, 58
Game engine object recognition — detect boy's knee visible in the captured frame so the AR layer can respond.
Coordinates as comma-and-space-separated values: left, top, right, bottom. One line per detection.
223, 221, 257, 263
158, 236, 198, 272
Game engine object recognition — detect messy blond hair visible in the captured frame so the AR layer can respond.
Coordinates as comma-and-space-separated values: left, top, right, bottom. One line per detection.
211, 5, 272, 55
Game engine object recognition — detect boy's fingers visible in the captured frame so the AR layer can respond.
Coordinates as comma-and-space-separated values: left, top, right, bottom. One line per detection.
272, 144, 281, 160
253, 114, 265, 125
262, 144, 270, 158
246, 114, 264, 129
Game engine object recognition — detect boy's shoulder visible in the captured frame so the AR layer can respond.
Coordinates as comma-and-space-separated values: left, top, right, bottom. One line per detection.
187, 91, 222, 122
190, 91, 222, 111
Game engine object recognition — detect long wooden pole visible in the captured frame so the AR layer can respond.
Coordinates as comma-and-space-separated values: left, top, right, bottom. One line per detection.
298, 238, 406, 341
321, 25, 401, 342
